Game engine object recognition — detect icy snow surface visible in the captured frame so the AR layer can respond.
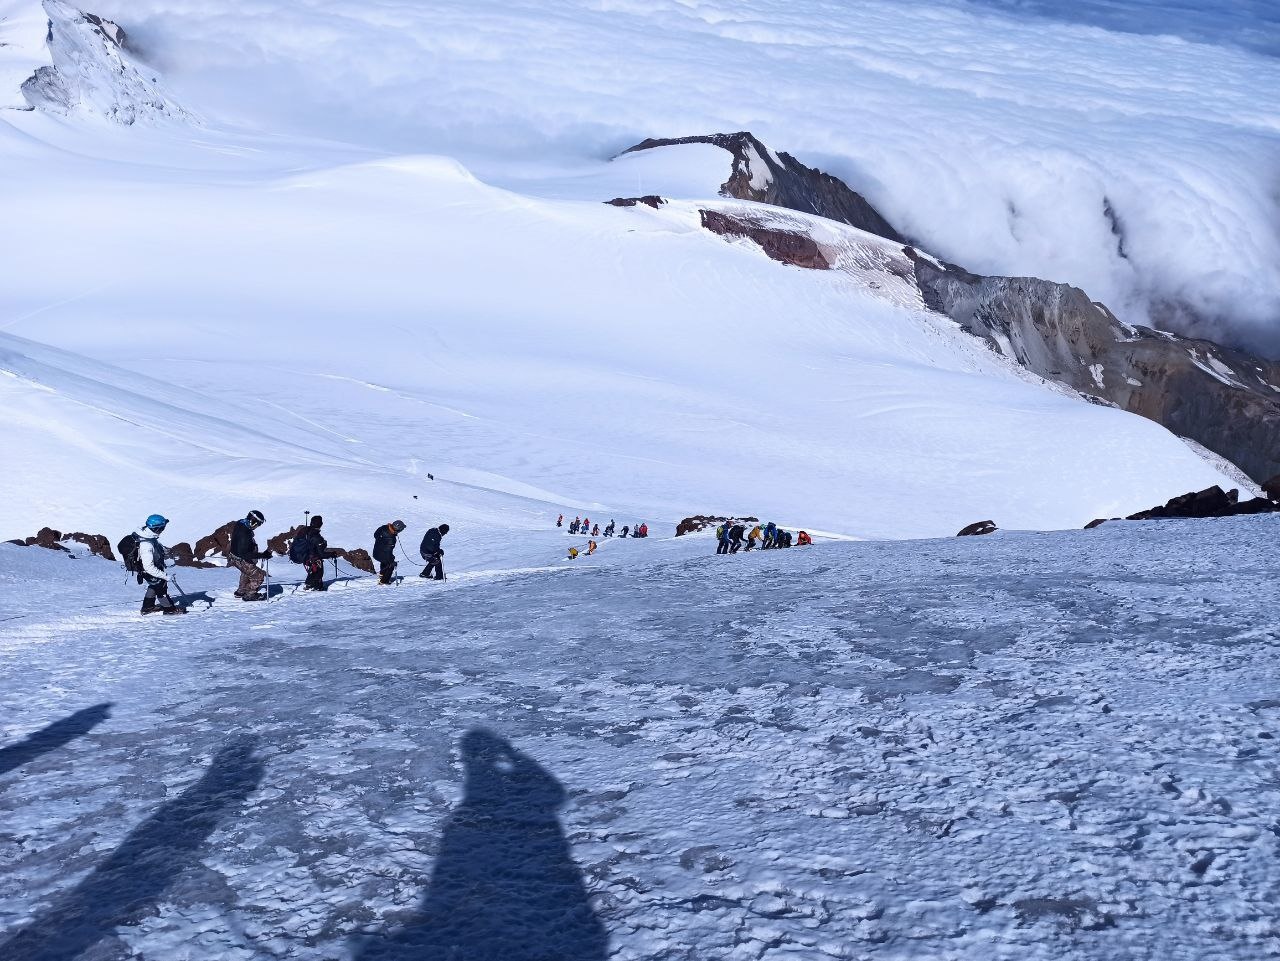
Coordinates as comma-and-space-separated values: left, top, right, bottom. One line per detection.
2, 516, 1279, 960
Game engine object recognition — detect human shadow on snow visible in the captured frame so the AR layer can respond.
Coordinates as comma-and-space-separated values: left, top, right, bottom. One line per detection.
0, 703, 113, 777
0, 734, 264, 961
357, 728, 608, 961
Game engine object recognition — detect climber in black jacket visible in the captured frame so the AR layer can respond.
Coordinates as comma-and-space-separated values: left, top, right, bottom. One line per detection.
373, 520, 406, 585
419, 523, 450, 580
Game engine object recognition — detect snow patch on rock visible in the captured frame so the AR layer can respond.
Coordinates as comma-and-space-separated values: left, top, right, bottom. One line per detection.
19, 0, 191, 123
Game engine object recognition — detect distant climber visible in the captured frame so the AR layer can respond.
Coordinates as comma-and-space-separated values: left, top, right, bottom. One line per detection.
604, 520, 615, 537
762, 522, 777, 549
591, 524, 600, 537
373, 519, 406, 585
620, 525, 629, 538
556, 514, 564, 528
291, 514, 336, 591
228, 509, 271, 601
419, 523, 450, 580
587, 539, 598, 555
570, 516, 581, 534
728, 523, 746, 553
567, 546, 579, 560
796, 530, 813, 546
746, 524, 762, 551
121, 514, 183, 615
716, 522, 732, 555
779, 530, 793, 548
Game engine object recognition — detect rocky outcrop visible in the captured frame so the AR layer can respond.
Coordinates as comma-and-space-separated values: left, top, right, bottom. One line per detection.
699, 209, 830, 270
607, 196, 665, 209
622, 131, 1280, 483
6, 527, 114, 559
21, 1, 191, 123
1264, 475, 1280, 501
906, 252, 1280, 484
957, 520, 998, 537
675, 514, 759, 537
623, 133, 903, 242
1088, 485, 1280, 527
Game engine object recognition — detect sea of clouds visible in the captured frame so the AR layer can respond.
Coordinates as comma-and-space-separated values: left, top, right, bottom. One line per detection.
92, 0, 1280, 354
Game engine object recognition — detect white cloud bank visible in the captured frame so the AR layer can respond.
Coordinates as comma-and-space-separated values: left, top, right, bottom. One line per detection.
40, 0, 1280, 354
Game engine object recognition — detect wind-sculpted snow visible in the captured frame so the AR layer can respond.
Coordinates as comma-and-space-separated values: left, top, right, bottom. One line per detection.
2, 517, 1278, 958
58, 0, 1280, 353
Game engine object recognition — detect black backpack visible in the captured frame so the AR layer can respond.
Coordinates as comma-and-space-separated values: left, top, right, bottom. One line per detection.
288, 531, 314, 564
117, 532, 142, 573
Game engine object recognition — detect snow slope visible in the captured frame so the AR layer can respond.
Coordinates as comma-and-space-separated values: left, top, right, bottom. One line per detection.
2, 516, 1279, 959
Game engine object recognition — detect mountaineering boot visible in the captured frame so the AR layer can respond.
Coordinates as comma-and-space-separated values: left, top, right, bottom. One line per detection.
140, 602, 156, 615
241, 592, 266, 602
419, 568, 430, 578
162, 605, 186, 615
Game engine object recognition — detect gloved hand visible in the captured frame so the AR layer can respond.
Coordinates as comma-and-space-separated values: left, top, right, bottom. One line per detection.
259, 550, 273, 559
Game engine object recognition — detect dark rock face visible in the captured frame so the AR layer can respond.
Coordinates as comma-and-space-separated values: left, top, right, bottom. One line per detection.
6, 528, 113, 560
624, 133, 903, 242
621, 130, 1280, 484
1106, 484, 1280, 524
905, 251, 1280, 484
194, 522, 236, 561
606, 196, 665, 209
674, 514, 759, 537
957, 520, 998, 537
700, 210, 830, 270
1264, 475, 1280, 501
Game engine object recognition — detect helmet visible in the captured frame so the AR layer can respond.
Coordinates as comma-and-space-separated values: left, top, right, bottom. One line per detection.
246, 509, 265, 528
438, 523, 450, 534
145, 514, 168, 532
391, 520, 406, 533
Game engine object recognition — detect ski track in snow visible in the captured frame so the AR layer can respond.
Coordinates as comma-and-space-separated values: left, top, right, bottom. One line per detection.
2, 517, 1279, 959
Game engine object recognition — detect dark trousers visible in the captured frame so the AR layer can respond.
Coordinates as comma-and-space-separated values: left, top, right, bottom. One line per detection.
303, 559, 326, 591
141, 576, 176, 613
421, 552, 444, 580
716, 539, 730, 554
729, 538, 743, 554
378, 558, 397, 585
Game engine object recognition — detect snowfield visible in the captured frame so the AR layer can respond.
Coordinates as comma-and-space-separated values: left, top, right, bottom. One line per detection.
3, 516, 1279, 960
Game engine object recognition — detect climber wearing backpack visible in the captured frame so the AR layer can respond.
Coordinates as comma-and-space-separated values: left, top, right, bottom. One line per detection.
762, 522, 777, 549
716, 522, 732, 555
728, 523, 746, 553
604, 520, 615, 538
290, 515, 335, 591
373, 520, 406, 585
419, 523, 450, 580
120, 514, 184, 616
796, 530, 813, 546
228, 509, 272, 601
556, 514, 564, 528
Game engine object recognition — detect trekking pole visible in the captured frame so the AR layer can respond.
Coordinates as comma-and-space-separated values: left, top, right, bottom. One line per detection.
263, 556, 271, 602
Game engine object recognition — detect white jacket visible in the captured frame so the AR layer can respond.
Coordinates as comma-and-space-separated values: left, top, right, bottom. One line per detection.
135, 527, 168, 580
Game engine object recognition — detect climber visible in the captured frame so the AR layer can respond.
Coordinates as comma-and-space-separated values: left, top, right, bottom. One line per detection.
228, 509, 272, 601
796, 530, 813, 547
419, 523, 450, 580
620, 525, 629, 538
716, 522, 732, 555
587, 539, 598, 555
123, 514, 184, 615
745, 524, 762, 551
728, 522, 746, 553
290, 514, 337, 591
604, 520, 615, 537
556, 514, 564, 528
762, 522, 777, 549
373, 519, 406, 585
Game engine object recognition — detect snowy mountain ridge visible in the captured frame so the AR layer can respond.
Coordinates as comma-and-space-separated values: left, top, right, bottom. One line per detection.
13, 0, 189, 122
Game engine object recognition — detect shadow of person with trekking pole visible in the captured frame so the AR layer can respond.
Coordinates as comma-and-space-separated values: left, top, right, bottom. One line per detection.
0, 703, 113, 777
0, 734, 264, 961
357, 728, 608, 961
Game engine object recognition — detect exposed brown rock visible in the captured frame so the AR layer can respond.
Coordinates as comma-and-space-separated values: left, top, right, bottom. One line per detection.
623, 133, 903, 242
700, 209, 830, 270
268, 525, 374, 573
195, 521, 236, 561
165, 542, 219, 569
957, 520, 998, 537
1084, 518, 1117, 530
675, 514, 759, 537
606, 195, 665, 209
626, 130, 1280, 484
6, 528, 114, 559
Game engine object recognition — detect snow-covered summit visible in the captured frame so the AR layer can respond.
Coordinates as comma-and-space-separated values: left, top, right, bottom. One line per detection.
15, 0, 190, 122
